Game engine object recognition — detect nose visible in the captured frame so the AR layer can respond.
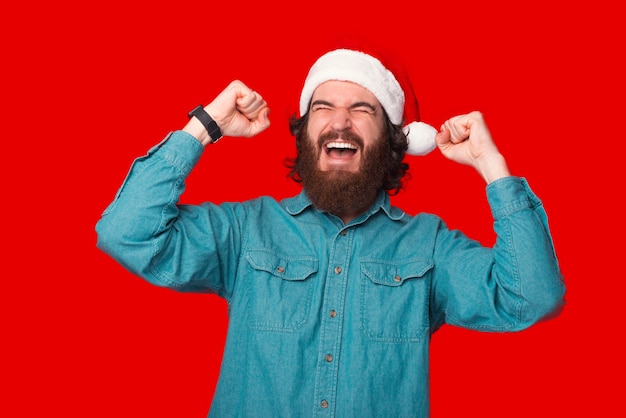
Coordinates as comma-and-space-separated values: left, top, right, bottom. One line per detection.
328, 107, 353, 132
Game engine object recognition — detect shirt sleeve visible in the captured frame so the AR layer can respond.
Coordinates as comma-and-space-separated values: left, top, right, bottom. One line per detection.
430, 176, 566, 332
95, 130, 245, 298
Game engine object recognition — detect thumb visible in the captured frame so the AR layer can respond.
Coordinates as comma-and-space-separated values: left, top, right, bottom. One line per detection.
435, 127, 451, 147
247, 107, 271, 137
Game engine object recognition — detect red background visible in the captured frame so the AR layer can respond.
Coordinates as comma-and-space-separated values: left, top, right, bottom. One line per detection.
2, 0, 624, 416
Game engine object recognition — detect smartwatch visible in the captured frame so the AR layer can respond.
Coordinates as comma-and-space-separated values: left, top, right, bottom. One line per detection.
188, 105, 222, 143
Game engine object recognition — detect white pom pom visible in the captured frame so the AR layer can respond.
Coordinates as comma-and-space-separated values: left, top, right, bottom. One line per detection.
403, 121, 437, 156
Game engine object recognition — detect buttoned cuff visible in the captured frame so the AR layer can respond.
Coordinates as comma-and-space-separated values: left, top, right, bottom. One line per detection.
486, 176, 542, 219
145, 130, 205, 176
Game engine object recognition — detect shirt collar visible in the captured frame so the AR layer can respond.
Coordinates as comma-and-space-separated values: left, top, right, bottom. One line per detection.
282, 190, 406, 222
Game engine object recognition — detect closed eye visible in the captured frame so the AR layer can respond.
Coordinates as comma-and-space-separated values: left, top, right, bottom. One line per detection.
310, 101, 377, 116
350, 106, 375, 115
311, 102, 334, 113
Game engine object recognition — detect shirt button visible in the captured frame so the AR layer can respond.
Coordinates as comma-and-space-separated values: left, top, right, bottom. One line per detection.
321, 400, 329, 409
334, 266, 342, 274
277, 266, 285, 273
394, 275, 401, 283
341, 230, 347, 236
325, 354, 333, 362
329, 310, 337, 318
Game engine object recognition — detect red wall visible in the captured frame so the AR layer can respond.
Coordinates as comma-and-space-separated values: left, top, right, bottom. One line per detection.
2, 0, 623, 416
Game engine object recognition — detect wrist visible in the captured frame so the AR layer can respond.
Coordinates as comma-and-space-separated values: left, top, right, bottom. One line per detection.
187, 105, 223, 146
476, 152, 510, 184
182, 118, 213, 147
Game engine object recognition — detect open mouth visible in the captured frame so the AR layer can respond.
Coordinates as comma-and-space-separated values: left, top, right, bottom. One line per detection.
325, 141, 358, 158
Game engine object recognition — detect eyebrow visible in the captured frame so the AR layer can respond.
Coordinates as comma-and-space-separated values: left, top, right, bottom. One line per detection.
311, 100, 377, 112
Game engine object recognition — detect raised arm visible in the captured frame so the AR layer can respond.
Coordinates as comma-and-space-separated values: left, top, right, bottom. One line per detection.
96, 80, 269, 295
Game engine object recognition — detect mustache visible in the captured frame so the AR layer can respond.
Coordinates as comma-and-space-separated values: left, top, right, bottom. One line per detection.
317, 130, 365, 150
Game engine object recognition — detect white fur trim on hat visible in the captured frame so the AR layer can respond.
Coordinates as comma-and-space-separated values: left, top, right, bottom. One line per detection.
299, 49, 405, 125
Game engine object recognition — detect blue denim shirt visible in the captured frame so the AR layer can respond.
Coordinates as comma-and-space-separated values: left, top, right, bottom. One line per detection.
96, 131, 565, 417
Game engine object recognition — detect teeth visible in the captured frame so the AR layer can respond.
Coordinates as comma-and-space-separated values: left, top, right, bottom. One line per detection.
326, 142, 357, 150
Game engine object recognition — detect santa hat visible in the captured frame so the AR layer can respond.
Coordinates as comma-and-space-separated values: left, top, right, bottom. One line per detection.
299, 43, 437, 156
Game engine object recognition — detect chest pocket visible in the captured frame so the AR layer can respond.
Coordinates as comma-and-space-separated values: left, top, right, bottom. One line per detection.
360, 258, 433, 343
244, 249, 318, 333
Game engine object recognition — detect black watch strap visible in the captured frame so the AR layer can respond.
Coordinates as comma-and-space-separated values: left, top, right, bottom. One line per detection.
188, 105, 223, 143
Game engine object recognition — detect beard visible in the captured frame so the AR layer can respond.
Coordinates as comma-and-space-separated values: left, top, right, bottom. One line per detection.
296, 129, 392, 219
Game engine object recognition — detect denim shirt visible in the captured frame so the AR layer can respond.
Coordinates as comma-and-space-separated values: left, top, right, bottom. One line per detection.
96, 131, 565, 417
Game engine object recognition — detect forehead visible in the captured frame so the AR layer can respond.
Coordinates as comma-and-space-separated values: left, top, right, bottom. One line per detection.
311, 80, 380, 106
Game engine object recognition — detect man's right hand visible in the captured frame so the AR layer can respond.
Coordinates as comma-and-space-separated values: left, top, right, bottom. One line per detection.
184, 80, 271, 146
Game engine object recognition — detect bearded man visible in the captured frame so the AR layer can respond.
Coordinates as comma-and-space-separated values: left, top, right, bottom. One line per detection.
96, 44, 565, 417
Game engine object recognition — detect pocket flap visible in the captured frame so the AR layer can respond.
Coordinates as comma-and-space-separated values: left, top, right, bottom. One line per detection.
362, 258, 433, 286
245, 249, 318, 281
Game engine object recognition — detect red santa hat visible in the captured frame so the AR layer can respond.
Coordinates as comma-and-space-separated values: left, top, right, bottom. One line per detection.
299, 42, 437, 156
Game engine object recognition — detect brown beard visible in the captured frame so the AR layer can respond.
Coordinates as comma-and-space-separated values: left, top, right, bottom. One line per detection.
297, 129, 392, 219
